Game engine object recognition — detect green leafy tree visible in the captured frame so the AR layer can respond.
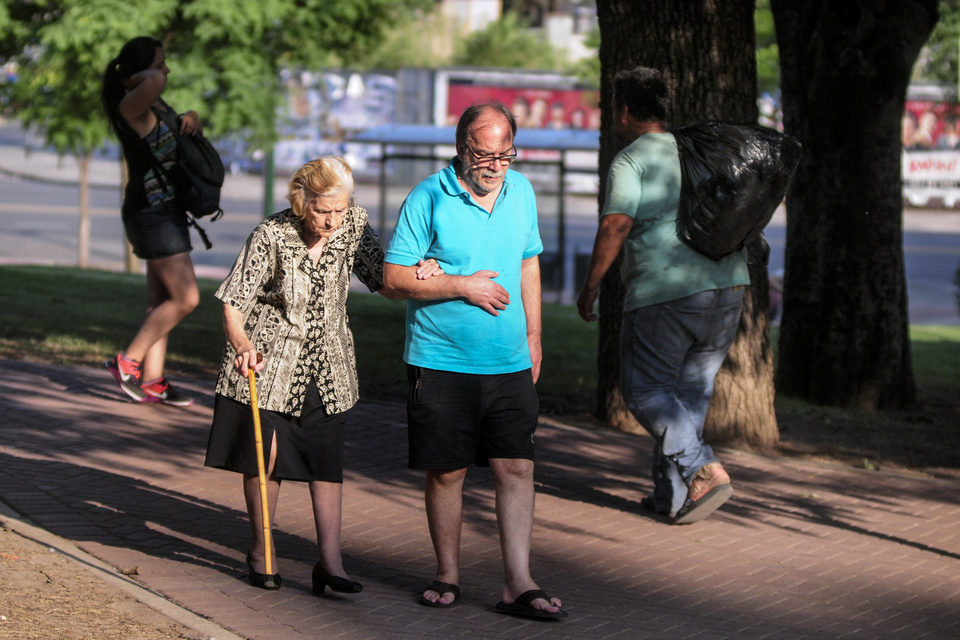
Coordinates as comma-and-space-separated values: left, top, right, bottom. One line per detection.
912, 0, 960, 86
568, 25, 600, 87
348, 6, 457, 69
755, 0, 780, 95
452, 11, 564, 70
3, 0, 172, 267
0, 0, 427, 267
169, 0, 428, 147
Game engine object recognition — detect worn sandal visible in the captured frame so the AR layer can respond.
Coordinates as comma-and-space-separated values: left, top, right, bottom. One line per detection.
419, 580, 461, 608
495, 589, 567, 621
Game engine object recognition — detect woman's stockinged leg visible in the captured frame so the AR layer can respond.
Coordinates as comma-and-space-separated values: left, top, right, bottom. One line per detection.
244, 431, 280, 573
310, 480, 347, 578
126, 252, 199, 380
244, 473, 281, 572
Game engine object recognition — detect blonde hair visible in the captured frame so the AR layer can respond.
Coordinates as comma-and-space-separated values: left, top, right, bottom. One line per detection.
287, 156, 354, 218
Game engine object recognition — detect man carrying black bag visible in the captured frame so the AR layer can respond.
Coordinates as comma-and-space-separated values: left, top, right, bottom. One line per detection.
576, 67, 750, 525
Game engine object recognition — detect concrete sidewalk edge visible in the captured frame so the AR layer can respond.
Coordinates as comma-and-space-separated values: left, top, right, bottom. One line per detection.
0, 498, 245, 640
0, 161, 118, 190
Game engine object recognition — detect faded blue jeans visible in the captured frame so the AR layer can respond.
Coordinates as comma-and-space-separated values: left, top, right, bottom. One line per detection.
620, 287, 745, 517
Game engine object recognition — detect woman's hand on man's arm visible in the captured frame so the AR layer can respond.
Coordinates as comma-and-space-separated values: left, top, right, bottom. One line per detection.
377, 258, 444, 300
415, 258, 443, 280
382, 261, 508, 316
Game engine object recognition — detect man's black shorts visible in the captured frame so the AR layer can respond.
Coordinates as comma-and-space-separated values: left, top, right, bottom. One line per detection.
406, 365, 539, 470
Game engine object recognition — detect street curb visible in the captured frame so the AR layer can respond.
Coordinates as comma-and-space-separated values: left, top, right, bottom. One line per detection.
0, 499, 245, 640
0, 161, 119, 190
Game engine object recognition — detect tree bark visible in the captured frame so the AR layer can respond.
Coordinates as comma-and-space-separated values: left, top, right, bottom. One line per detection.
772, 0, 937, 410
121, 158, 139, 274
595, 0, 778, 449
77, 154, 91, 269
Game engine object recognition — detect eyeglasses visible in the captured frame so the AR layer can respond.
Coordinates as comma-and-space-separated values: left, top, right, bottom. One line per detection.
465, 144, 518, 166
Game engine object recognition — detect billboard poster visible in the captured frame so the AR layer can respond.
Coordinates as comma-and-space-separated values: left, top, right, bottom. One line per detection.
903, 100, 960, 151
903, 99, 960, 207
438, 70, 601, 192
275, 69, 398, 175
445, 82, 600, 131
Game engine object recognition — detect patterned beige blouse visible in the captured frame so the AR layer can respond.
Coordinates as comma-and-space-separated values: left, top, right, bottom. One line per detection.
214, 205, 385, 416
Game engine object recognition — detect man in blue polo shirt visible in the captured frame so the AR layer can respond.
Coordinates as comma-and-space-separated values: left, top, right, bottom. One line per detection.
384, 103, 566, 621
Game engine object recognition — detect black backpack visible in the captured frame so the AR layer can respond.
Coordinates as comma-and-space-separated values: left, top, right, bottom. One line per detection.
149, 99, 224, 220
140, 101, 225, 249
673, 122, 801, 260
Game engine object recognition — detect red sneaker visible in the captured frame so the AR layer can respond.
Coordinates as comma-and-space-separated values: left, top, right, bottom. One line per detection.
105, 354, 150, 402
142, 377, 194, 407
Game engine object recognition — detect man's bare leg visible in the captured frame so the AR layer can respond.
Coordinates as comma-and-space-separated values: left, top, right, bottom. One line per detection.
421, 468, 467, 605
490, 458, 562, 613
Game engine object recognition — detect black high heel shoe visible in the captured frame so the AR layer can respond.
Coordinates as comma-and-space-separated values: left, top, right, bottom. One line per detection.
246, 552, 281, 590
312, 562, 362, 595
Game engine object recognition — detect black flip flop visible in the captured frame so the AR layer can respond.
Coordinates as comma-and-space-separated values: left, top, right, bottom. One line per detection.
672, 483, 734, 525
419, 580, 461, 608
495, 589, 568, 621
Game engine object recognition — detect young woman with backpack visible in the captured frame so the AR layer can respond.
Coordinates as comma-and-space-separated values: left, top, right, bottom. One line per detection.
99, 36, 201, 406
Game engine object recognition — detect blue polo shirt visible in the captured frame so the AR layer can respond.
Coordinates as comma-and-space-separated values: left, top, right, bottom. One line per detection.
385, 160, 543, 374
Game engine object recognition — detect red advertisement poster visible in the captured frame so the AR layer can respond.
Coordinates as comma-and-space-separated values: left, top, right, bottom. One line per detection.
446, 83, 601, 131
903, 100, 960, 150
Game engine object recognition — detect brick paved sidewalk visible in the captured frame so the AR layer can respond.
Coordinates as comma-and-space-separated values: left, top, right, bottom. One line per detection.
1, 359, 959, 639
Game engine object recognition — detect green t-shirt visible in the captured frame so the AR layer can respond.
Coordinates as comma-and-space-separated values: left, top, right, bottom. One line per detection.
602, 132, 750, 313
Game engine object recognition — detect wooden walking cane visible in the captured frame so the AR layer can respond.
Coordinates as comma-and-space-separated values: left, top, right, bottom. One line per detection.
248, 368, 274, 580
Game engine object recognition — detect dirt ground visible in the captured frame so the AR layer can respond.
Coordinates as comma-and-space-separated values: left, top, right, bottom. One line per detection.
0, 525, 207, 640
0, 388, 957, 640
773, 383, 960, 482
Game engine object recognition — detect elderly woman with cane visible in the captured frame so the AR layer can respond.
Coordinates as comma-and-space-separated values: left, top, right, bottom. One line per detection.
204, 156, 440, 592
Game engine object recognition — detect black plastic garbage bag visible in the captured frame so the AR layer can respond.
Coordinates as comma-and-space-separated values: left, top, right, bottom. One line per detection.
673, 122, 802, 260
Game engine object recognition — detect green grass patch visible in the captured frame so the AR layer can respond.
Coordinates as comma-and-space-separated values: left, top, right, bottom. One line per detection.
0, 265, 601, 410
0, 265, 223, 376
1, 264, 954, 416
910, 324, 960, 383
769, 324, 959, 386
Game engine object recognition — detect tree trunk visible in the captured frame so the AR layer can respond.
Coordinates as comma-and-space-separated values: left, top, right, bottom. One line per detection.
595, 0, 778, 449
772, 0, 937, 410
705, 237, 778, 448
77, 154, 91, 268
121, 158, 139, 273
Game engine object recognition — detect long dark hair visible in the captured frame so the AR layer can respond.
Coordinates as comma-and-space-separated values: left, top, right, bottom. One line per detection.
100, 36, 162, 135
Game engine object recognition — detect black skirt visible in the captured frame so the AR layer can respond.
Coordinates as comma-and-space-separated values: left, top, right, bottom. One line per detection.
204, 377, 347, 482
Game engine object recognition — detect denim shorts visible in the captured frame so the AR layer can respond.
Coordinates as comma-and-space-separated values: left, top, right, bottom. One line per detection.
122, 199, 192, 260
406, 365, 539, 470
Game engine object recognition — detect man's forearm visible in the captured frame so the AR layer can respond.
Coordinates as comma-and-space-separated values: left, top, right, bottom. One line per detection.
384, 262, 510, 317
584, 214, 633, 289
383, 263, 464, 301
520, 256, 542, 381
520, 256, 542, 338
